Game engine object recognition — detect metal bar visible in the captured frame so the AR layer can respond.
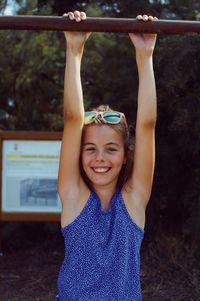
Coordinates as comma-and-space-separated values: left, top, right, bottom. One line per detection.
0, 15, 200, 34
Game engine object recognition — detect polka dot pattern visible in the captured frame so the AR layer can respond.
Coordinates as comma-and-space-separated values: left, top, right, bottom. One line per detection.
56, 190, 144, 301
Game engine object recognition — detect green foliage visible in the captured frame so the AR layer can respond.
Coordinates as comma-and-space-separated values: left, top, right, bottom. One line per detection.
151, 33, 200, 240
0, 1, 66, 130
0, 29, 65, 130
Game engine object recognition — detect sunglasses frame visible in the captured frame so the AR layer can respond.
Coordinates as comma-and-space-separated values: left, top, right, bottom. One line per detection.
84, 111, 128, 128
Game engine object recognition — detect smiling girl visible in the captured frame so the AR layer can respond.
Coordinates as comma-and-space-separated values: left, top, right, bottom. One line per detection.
56, 11, 157, 301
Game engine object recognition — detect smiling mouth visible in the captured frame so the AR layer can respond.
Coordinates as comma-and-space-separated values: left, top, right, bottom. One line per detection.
92, 167, 111, 173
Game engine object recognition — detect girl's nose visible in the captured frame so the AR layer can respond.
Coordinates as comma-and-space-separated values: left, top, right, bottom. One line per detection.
95, 150, 104, 162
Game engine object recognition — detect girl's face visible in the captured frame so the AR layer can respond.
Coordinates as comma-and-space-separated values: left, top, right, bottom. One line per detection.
82, 125, 126, 189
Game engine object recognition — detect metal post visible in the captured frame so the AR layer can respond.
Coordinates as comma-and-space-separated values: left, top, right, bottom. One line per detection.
0, 16, 200, 34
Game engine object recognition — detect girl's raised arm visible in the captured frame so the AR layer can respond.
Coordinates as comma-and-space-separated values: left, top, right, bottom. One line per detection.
58, 11, 90, 203
126, 15, 157, 209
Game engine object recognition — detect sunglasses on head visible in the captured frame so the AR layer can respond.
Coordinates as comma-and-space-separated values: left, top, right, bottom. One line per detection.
84, 111, 128, 127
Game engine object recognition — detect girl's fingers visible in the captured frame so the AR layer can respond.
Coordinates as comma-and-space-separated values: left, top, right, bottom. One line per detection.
80, 11, 87, 20
74, 10, 81, 22
136, 15, 143, 20
143, 15, 149, 21
62, 13, 68, 18
68, 12, 75, 20
63, 11, 86, 22
136, 14, 158, 21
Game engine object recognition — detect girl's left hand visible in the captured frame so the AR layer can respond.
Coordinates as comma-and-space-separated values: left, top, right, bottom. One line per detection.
63, 11, 91, 49
129, 15, 158, 56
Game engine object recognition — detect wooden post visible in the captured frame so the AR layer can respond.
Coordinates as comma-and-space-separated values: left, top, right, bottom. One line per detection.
0, 16, 200, 34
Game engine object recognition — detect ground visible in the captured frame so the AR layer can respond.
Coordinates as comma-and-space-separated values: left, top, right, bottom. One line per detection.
0, 222, 199, 301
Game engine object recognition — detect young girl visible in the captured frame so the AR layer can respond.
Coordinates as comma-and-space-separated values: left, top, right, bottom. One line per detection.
56, 11, 157, 301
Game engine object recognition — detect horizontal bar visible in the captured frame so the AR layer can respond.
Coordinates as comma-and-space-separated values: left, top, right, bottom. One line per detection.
0, 15, 200, 34
0, 212, 60, 222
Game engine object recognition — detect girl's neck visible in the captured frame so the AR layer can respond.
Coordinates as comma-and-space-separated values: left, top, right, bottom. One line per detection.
92, 184, 117, 210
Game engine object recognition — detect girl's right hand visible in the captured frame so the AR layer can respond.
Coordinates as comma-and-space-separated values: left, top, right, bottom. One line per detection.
129, 15, 157, 57
63, 11, 91, 49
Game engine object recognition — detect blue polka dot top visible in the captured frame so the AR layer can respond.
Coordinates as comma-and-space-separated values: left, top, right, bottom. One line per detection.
57, 189, 144, 301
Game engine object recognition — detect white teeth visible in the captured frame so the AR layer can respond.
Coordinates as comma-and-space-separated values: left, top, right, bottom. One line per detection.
93, 167, 110, 173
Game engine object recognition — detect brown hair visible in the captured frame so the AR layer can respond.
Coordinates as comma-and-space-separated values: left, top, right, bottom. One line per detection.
80, 105, 133, 190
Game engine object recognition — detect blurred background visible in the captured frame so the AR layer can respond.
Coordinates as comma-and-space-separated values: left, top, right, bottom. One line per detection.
0, 1, 200, 300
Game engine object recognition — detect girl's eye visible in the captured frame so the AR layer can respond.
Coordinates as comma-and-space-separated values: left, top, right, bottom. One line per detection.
85, 148, 95, 151
107, 148, 117, 152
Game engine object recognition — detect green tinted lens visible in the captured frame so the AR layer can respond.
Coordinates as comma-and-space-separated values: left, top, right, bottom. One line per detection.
84, 112, 97, 124
103, 112, 121, 124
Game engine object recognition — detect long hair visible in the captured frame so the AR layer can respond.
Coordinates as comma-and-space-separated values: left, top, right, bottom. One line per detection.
80, 105, 133, 191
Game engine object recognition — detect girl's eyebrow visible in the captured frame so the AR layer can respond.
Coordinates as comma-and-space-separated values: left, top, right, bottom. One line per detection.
83, 142, 120, 146
106, 142, 120, 146
83, 142, 95, 146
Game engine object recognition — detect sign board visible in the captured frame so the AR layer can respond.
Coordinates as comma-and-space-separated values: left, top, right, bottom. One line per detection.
0, 131, 62, 221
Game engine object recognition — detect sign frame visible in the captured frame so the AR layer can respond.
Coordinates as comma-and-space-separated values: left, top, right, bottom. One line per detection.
0, 131, 62, 222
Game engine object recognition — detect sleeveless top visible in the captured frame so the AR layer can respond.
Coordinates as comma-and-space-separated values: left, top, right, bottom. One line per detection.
57, 189, 144, 301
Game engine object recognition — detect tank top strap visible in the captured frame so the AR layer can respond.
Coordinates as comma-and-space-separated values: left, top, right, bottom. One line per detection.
117, 190, 145, 235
